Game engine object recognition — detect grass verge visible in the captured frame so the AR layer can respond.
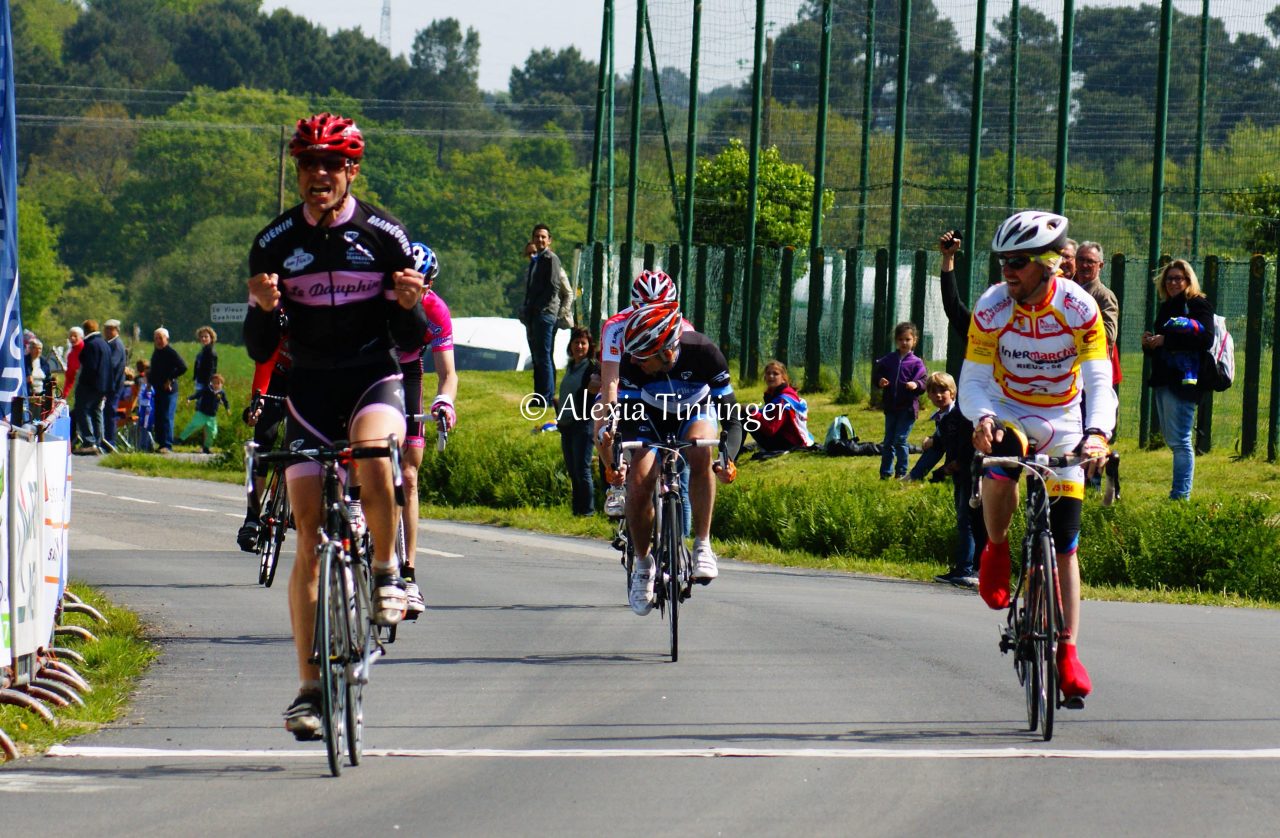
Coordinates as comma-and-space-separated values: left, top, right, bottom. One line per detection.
1, 585, 157, 757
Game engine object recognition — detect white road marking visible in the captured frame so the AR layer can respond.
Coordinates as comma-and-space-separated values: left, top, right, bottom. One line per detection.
46, 745, 1280, 761
225, 513, 244, 519
418, 547, 464, 558
174, 505, 214, 513
0, 771, 127, 792
115, 496, 158, 504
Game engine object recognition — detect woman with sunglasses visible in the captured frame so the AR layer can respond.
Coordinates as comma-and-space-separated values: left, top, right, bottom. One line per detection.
958, 210, 1115, 703
1141, 260, 1214, 500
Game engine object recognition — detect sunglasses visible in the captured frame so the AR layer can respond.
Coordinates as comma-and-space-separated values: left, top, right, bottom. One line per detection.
296, 154, 350, 173
998, 255, 1032, 270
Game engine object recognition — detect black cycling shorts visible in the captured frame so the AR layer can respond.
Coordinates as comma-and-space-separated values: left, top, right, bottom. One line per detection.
285, 361, 406, 478
400, 356, 425, 445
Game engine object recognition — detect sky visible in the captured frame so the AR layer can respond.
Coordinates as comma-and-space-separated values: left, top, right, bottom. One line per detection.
264, 1, 1262, 95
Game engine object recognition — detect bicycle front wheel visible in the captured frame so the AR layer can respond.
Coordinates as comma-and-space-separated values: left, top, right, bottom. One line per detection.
662, 494, 683, 663
261, 473, 289, 588
256, 470, 280, 585
1036, 531, 1058, 741
317, 543, 350, 776
346, 555, 374, 766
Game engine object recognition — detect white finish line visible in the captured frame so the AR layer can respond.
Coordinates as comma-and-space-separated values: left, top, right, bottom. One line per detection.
46, 745, 1280, 761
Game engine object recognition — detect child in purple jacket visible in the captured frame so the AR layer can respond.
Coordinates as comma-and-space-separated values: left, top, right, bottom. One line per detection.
872, 322, 928, 479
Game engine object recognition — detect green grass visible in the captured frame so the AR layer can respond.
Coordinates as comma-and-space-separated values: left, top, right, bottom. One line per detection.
101, 360, 1280, 607
1, 585, 157, 756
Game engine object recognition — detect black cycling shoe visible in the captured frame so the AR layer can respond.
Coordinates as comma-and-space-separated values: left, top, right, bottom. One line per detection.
237, 520, 260, 553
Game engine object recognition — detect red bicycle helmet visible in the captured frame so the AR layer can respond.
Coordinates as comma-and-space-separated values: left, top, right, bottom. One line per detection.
624, 301, 683, 359
289, 113, 364, 160
630, 270, 678, 305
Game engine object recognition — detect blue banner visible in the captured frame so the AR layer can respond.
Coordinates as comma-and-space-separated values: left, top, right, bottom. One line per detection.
0, 0, 22, 412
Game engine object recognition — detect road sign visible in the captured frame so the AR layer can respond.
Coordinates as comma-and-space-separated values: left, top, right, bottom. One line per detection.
211, 303, 249, 324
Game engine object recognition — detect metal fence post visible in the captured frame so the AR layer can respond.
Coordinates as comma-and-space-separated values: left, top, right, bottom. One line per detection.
777, 246, 796, 364
911, 249, 927, 341
1110, 252, 1126, 439
590, 242, 605, 334
873, 248, 889, 358
720, 246, 735, 355
840, 248, 861, 397
1241, 255, 1266, 457
1195, 255, 1218, 453
694, 245, 709, 333
1269, 253, 1280, 462
805, 246, 824, 390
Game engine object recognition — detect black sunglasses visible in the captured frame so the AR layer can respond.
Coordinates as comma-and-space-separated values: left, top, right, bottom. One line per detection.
296, 154, 349, 173
998, 254, 1032, 270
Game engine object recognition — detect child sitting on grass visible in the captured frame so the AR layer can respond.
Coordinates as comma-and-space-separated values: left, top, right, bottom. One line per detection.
180, 372, 229, 454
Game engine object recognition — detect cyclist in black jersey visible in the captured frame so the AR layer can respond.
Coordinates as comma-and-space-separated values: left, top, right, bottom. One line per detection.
237, 341, 291, 552
243, 112, 429, 740
599, 301, 743, 615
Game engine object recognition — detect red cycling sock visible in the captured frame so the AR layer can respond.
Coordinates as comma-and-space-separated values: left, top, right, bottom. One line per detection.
977, 540, 1011, 609
1058, 642, 1092, 698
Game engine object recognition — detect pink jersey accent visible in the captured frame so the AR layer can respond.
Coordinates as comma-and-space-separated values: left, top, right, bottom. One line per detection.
283, 271, 383, 306
398, 290, 454, 363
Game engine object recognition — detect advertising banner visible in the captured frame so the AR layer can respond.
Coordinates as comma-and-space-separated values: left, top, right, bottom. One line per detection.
1, 422, 10, 668
0, 0, 24, 411
6, 430, 40, 669
39, 428, 70, 645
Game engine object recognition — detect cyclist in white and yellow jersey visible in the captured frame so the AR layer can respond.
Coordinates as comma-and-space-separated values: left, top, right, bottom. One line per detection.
959, 210, 1114, 700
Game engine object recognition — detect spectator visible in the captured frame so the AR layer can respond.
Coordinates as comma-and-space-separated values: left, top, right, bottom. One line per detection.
907, 371, 950, 481
746, 360, 815, 453
1141, 259, 1214, 500
556, 326, 600, 516
1059, 238, 1078, 281
180, 372, 230, 454
134, 359, 156, 451
101, 319, 128, 451
24, 337, 51, 397
873, 322, 927, 479
927, 371, 986, 588
193, 325, 219, 393
72, 320, 112, 455
518, 223, 572, 407
148, 327, 187, 454
64, 326, 84, 395
1073, 241, 1122, 492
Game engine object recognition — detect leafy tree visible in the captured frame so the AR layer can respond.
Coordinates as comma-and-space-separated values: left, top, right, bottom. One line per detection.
691, 139, 831, 248
128, 215, 262, 340
173, 0, 265, 90
508, 46, 598, 145
61, 0, 186, 98
17, 200, 70, 321
407, 18, 484, 162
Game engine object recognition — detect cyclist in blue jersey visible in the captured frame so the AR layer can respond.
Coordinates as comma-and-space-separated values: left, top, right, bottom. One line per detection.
244, 112, 429, 740
600, 301, 743, 615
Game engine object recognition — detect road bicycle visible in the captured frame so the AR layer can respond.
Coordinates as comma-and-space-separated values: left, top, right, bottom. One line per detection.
618, 436, 720, 662
246, 436, 404, 776
974, 450, 1089, 741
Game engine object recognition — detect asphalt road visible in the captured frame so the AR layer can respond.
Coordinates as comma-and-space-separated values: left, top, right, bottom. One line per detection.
4, 459, 1280, 836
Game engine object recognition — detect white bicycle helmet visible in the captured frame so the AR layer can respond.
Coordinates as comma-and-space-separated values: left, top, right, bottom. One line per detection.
991, 211, 1069, 255
630, 269, 678, 305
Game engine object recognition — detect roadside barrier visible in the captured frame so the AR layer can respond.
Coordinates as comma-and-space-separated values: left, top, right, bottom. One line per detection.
1, 398, 97, 760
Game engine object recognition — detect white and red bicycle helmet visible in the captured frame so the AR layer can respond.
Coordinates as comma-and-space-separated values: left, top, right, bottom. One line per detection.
624, 301, 683, 359
630, 270, 678, 306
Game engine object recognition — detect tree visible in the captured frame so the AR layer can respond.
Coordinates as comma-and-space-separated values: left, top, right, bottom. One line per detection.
17, 200, 70, 322
691, 140, 831, 247
173, 0, 265, 90
507, 46, 598, 144
407, 18, 484, 162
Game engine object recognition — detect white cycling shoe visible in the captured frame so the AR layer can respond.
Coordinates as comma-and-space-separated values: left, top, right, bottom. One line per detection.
629, 556, 656, 615
692, 539, 719, 582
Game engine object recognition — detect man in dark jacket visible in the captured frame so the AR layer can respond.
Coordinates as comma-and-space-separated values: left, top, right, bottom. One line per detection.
73, 319, 113, 454
519, 223, 571, 407
148, 327, 188, 453
101, 319, 128, 451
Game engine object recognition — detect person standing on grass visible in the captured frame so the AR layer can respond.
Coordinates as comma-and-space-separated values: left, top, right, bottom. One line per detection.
873, 322, 927, 479
557, 326, 600, 516
148, 327, 187, 454
192, 325, 219, 394
179, 372, 229, 454
518, 223, 571, 408
102, 319, 128, 451
1141, 260, 1214, 501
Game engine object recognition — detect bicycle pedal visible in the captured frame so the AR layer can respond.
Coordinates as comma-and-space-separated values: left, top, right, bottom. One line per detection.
612, 537, 628, 552
1060, 696, 1085, 710
693, 577, 712, 586
402, 610, 422, 621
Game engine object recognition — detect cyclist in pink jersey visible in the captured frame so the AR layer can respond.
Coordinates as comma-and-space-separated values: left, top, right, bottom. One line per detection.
396, 243, 457, 619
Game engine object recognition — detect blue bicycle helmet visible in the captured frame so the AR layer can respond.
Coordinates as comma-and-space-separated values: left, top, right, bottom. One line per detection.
410, 242, 439, 282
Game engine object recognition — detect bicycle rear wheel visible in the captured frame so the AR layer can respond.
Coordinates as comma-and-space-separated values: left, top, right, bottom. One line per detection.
317, 543, 349, 776
1036, 531, 1058, 741
663, 495, 683, 663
